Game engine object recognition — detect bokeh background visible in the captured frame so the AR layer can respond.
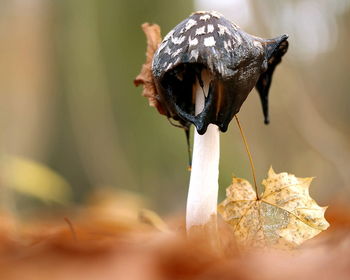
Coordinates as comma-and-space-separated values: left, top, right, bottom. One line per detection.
1, 0, 349, 218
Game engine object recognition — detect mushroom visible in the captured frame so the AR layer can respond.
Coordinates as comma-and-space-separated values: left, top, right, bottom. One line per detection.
135, 11, 288, 237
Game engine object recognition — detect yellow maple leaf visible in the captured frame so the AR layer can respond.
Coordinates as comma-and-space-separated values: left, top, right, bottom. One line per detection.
218, 167, 329, 249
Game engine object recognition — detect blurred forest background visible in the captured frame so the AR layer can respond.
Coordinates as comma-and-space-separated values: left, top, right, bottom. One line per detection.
1, 0, 349, 218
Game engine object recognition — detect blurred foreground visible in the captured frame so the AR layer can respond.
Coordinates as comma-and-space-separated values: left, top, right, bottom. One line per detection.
0, 192, 349, 280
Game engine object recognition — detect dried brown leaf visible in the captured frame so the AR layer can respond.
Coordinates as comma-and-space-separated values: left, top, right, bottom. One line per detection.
134, 23, 166, 115
0, 199, 349, 279
218, 167, 330, 249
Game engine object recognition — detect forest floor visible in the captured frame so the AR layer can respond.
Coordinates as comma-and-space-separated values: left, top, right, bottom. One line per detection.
0, 196, 349, 280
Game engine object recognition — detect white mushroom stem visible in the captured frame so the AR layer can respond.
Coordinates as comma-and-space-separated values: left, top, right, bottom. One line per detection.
186, 71, 220, 233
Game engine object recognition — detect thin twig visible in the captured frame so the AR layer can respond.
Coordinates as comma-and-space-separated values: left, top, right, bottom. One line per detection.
64, 217, 78, 241
234, 115, 259, 200
185, 128, 192, 171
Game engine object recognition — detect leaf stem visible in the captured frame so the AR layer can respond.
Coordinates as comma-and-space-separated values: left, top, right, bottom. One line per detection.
234, 115, 259, 200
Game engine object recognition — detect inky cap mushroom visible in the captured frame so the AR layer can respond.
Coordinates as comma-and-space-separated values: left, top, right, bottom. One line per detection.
150, 11, 288, 134
135, 11, 289, 242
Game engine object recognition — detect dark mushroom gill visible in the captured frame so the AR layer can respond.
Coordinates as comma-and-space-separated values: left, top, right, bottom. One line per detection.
151, 11, 288, 134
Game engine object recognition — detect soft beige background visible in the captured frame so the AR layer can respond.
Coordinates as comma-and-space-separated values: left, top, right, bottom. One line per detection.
0, 0, 349, 216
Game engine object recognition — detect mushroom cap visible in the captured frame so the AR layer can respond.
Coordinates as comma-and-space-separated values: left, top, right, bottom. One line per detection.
152, 11, 288, 134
